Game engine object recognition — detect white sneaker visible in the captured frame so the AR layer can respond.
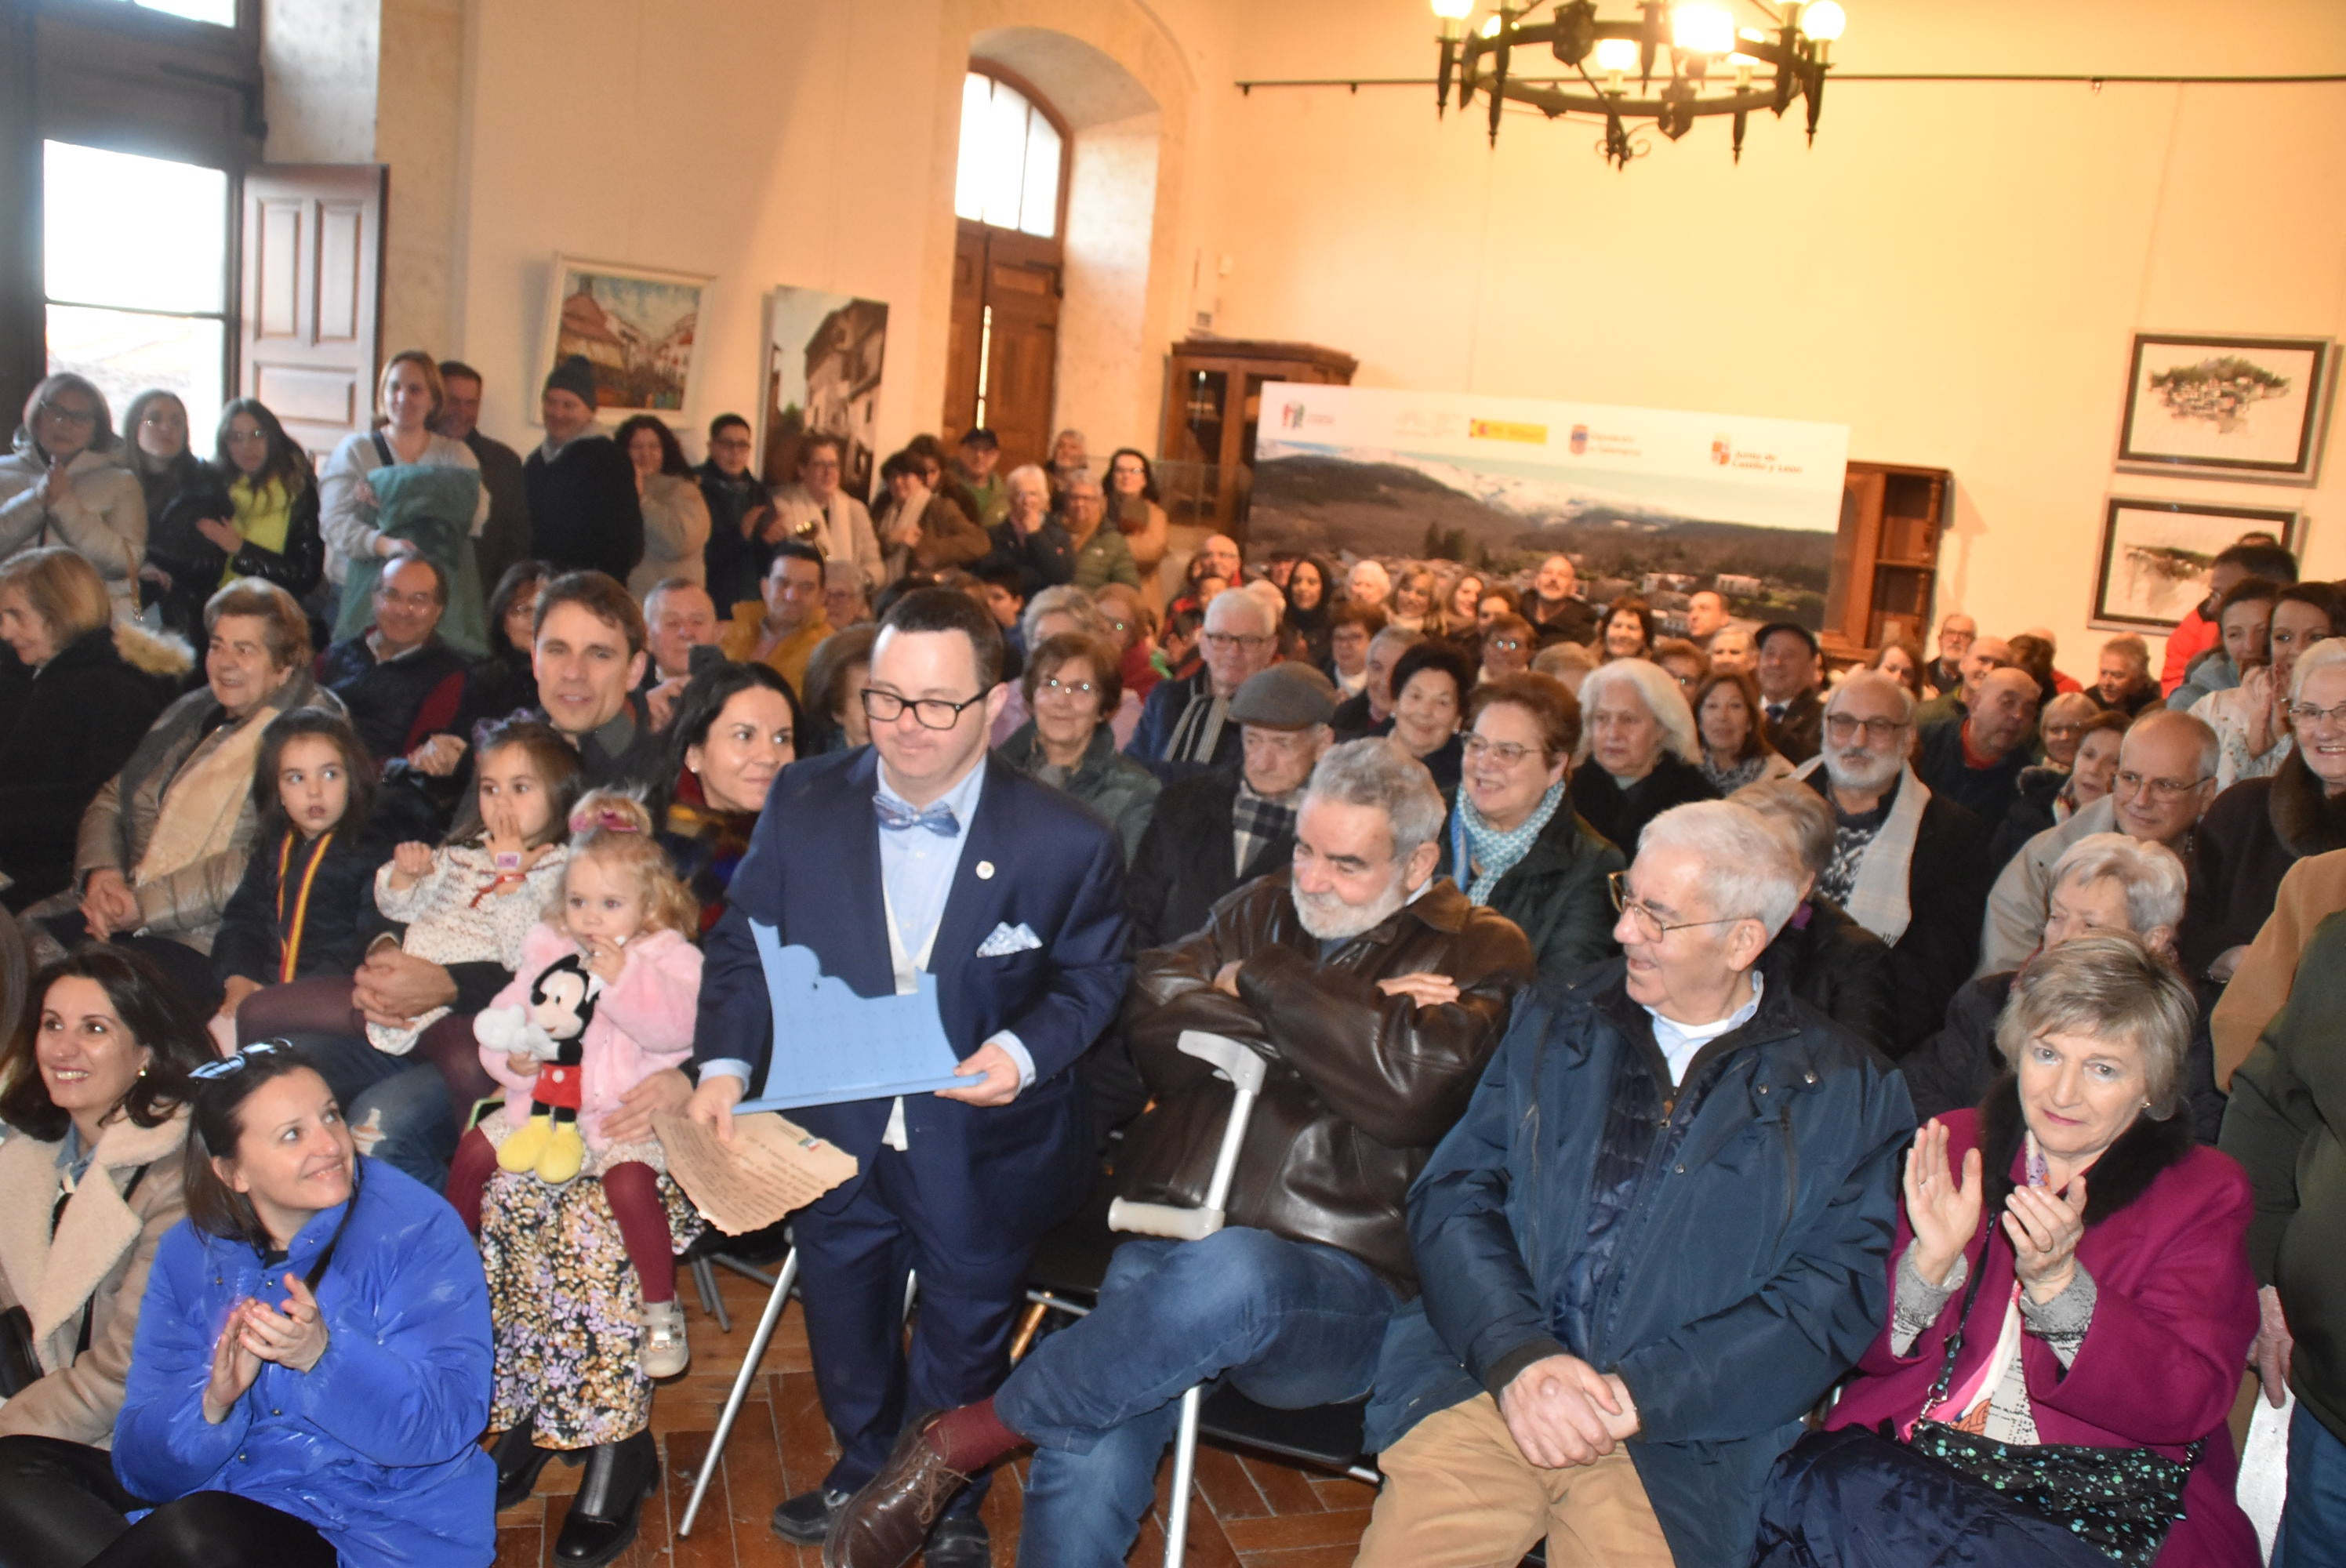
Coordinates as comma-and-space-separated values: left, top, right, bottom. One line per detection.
641, 1298, 689, 1379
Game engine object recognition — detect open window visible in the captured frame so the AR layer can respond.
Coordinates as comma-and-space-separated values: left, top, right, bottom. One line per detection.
943, 67, 1070, 469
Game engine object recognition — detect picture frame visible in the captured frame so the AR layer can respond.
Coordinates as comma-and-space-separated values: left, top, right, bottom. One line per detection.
2090, 496, 2302, 634
538, 254, 711, 419
2115, 332, 2337, 484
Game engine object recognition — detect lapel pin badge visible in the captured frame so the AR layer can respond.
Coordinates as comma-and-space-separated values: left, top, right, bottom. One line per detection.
976, 860, 996, 880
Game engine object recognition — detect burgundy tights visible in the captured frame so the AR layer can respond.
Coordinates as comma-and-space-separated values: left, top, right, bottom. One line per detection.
447, 1127, 676, 1305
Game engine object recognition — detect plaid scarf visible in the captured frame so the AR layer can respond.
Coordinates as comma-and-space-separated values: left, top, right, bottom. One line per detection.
1165, 684, 1231, 764
1232, 782, 1300, 877
1454, 780, 1567, 903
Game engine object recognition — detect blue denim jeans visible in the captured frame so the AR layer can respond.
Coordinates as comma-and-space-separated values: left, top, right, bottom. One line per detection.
291, 1033, 460, 1192
994, 1228, 1398, 1568
2280, 1402, 2346, 1568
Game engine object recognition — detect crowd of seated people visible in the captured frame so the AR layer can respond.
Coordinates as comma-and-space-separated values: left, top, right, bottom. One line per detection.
3, 356, 2343, 1568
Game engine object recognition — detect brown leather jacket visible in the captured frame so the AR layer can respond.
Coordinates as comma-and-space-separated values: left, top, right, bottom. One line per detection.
1117, 871, 1535, 1294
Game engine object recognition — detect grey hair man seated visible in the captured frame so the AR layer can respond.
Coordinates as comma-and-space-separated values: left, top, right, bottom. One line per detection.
821, 739, 1536, 1568
1127, 586, 1281, 775
1355, 800, 1915, 1568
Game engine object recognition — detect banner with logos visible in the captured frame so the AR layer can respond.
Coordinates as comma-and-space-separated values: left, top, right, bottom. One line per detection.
1251, 382, 1850, 629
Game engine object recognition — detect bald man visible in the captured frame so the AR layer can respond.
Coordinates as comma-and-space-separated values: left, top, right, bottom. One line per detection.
1914, 665, 2039, 822
1914, 633, 2012, 734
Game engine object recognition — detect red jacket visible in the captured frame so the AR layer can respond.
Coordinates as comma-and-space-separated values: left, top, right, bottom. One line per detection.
2163, 607, 2219, 695
1825, 1088, 2259, 1568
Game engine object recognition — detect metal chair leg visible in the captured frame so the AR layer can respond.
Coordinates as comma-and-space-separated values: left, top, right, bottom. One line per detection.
677, 1246, 798, 1538
689, 1254, 731, 1333
1164, 1383, 1206, 1566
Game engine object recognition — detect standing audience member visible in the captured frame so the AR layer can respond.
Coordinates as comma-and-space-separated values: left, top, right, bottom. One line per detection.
1282, 554, 1335, 666
994, 630, 1160, 862
0, 547, 188, 909
89, 1043, 493, 1566
980, 464, 1071, 600
1693, 668, 1793, 793
1916, 666, 2040, 823
1524, 554, 1596, 647
1356, 801, 1913, 1568
823, 740, 1534, 1568
524, 356, 643, 585
1569, 659, 1718, 855
687, 589, 1131, 1565
768, 434, 881, 590
1733, 779, 1900, 1055
1055, 472, 1139, 593
1795, 671, 1992, 1052
1326, 602, 1387, 699
2224, 910, 2346, 1567
434, 361, 532, 596
1128, 587, 1279, 775
2192, 580, 2337, 789
1389, 567, 1440, 635
1684, 588, 1730, 648
616, 416, 712, 598
2093, 632, 2160, 716
1104, 448, 1169, 607
2174, 561, 2299, 716
141, 399, 321, 646
1347, 559, 1393, 615
1598, 597, 1655, 662
1388, 641, 1474, 793
320, 352, 488, 630
1, 374, 145, 608
2181, 639, 2346, 982
1974, 710, 2217, 974
954, 428, 1008, 528
1755, 622, 1826, 764
1046, 428, 1091, 499
1925, 612, 1977, 696
695, 413, 772, 611
1446, 572, 1488, 640
720, 541, 831, 696
2163, 539, 2295, 699
1438, 673, 1625, 981
873, 448, 990, 584
1762, 936, 2255, 1568
0, 949, 206, 1446
317, 552, 471, 764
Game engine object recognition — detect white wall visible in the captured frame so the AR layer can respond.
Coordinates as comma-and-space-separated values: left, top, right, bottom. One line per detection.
1199, 0, 2346, 668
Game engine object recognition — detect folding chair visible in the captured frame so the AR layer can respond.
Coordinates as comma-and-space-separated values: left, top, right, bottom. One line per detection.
1102, 1030, 1269, 1568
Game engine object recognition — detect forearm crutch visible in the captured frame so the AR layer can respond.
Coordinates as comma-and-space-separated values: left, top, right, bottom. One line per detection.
1105, 1030, 1268, 1568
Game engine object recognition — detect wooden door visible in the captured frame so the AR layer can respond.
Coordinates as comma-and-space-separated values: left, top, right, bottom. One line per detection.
240, 164, 385, 460
937, 223, 1059, 471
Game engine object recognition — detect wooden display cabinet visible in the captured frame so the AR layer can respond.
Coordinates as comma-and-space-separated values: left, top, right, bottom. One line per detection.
1157, 337, 1355, 539
1821, 459, 1952, 665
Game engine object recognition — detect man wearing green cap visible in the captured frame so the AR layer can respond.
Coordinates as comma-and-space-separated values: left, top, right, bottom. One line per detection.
525, 354, 644, 583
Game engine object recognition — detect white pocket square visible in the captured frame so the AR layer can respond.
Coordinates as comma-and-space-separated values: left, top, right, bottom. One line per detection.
977, 921, 1043, 958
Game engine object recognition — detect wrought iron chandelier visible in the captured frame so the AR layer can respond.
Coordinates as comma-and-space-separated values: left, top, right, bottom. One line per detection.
1432, 0, 1848, 168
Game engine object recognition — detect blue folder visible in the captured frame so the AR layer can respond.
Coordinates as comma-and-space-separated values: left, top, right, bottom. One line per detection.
732, 922, 968, 1112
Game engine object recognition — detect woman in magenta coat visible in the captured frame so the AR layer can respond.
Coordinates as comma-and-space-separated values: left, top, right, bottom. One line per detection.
1759, 935, 2260, 1568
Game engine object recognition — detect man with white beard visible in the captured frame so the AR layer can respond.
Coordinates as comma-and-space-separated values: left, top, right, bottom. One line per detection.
821, 739, 1535, 1568
1791, 671, 1993, 1055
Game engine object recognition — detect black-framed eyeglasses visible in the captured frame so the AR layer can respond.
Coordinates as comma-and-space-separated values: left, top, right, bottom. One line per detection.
1038, 676, 1098, 699
861, 686, 991, 731
1462, 735, 1538, 766
37, 401, 97, 426
2112, 768, 2213, 800
1607, 871, 1749, 941
191, 1039, 293, 1081
1823, 713, 1908, 742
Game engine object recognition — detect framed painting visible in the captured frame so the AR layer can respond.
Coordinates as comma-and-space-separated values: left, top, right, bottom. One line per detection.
2116, 333, 2336, 483
2090, 496, 2302, 633
539, 255, 711, 418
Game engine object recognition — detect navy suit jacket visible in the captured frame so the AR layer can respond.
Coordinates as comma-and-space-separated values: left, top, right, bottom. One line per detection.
695, 747, 1132, 1245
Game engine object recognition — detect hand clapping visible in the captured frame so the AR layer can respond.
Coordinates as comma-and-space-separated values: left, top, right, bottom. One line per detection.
2004, 1174, 2088, 1305
1902, 1120, 1984, 1289
239, 1272, 331, 1374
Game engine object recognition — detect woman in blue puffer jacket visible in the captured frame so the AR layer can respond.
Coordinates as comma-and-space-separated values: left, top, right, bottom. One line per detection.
0, 1040, 495, 1566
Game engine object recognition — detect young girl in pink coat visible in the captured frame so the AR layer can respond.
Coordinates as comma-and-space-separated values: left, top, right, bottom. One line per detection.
446, 789, 704, 1377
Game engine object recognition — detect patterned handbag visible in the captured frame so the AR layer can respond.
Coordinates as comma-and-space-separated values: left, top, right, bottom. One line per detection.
1902, 1233, 2196, 1567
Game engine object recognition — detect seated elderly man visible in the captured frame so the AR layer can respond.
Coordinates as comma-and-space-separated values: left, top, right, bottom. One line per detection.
317, 549, 470, 762
823, 740, 1536, 1568
1731, 779, 1899, 1056
1334, 624, 1422, 739
1914, 632, 2013, 733
1127, 585, 1281, 775
1354, 800, 1914, 1568
1905, 831, 2189, 1124
1914, 664, 2039, 822
1974, 709, 2218, 975
1794, 670, 1992, 1054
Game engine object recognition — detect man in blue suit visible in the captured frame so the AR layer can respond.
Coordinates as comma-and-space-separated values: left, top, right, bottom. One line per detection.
688, 586, 1131, 1566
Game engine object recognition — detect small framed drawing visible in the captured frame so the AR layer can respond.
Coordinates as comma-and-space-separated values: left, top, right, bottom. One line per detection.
2091, 497, 2302, 633
539, 255, 711, 419
2116, 332, 2337, 483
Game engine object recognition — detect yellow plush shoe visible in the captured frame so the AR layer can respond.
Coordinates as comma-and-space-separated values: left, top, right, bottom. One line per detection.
536, 1120, 587, 1187
497, 1114, 553, 1174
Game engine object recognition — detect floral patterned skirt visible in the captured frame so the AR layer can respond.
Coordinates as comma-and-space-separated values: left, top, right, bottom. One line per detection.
479, 1165, 703, 1450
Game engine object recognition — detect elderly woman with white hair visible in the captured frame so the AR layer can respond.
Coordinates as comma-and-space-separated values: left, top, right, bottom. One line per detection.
988, 584, 1142, 749
1903, 833, 2187, 1123
1567, 658, 1720, 855
980, 462, 1073, 600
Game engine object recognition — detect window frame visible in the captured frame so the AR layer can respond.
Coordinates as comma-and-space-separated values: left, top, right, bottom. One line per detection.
957, 63, 1072, 249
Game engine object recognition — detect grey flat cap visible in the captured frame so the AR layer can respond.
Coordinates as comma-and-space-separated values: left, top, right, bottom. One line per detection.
1229, 662, 1338, 729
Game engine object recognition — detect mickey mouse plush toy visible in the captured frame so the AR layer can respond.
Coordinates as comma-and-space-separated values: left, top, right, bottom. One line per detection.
475, 952, 602, 1185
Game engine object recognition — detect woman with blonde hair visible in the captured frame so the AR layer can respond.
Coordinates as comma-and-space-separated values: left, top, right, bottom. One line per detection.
318, 350, 488, 647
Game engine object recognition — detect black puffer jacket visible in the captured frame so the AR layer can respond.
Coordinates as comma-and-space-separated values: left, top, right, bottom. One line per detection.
211, 825, 387, 988
1762, 894, 1901, 1058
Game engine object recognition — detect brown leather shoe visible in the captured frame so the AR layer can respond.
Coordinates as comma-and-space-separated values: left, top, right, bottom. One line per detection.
822, 1414, 972, 1568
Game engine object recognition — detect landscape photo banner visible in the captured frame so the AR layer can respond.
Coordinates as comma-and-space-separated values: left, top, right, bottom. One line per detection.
1251, 383, 1853, 629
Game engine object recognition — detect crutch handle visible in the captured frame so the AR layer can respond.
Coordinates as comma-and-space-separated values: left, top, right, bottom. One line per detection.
1107, 1198, 1226, 1241
1176, 1030, 1267, 1095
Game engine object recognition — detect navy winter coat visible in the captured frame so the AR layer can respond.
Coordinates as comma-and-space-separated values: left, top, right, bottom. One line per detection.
1366, 961, 1914, 1568
113, 1159, 496, 1566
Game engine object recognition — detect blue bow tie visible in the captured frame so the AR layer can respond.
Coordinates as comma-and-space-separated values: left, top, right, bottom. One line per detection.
874, 794, 961, 837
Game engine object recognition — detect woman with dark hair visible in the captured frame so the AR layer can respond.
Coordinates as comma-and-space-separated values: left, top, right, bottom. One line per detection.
1692, 668, 1792, 793
456, 557, 552, 744
1600, 595, 1657, 662
995, 630, 1160, 862
616, 416, 710, 600
1389, 641, 1477, 793
0, 1040, 496, 1567
0, 546, 190, 909
120, 391, 223, 625
803, 622, 879, 755
146, 400, 325, 645
659, 661, 800, 925
1284, 554, 1336, 668
1105, 448, 1169, 607
2190, 579, 2339, 790
0, 373, 146, 608
0, 949, 208, 1446
1869, 637, 1927, 701
873, 448, 990, 586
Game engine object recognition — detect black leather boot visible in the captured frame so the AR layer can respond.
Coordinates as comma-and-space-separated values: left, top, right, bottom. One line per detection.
553, 1428, 659, 1567
491, 1418, 557, 1512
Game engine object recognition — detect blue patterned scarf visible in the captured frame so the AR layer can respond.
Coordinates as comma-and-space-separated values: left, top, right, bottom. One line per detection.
1454, 780, 1567, 903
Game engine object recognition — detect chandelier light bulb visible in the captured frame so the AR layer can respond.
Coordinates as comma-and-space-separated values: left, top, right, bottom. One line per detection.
1670, 2, 1735, 56
1799, 0, 1847, 42
1429, 0, 1474, 20
1592, 37, 1640, 73
1481, 13, 1504, 38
